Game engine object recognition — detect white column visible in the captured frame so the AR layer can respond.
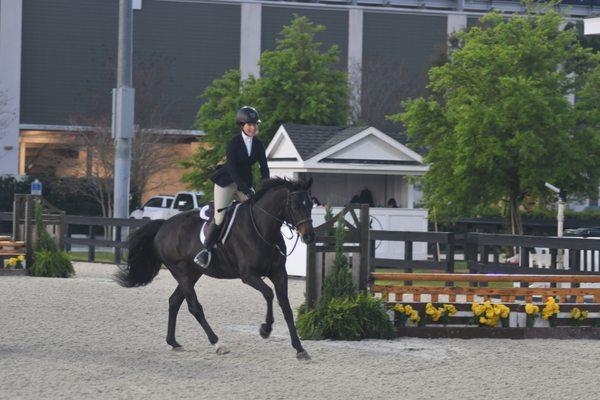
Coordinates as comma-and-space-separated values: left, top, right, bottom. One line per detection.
240, 2, 261, 80
407, 182, 414, 209
348, 8, 363, 121
447, 13, 467, 55
0, 0, 23, 176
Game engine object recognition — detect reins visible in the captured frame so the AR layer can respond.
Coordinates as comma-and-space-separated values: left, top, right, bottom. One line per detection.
248, 189, 312, 257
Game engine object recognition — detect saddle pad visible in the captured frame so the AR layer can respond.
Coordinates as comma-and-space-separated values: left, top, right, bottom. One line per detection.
199, 203, 214, 221
199, 203, 242, 246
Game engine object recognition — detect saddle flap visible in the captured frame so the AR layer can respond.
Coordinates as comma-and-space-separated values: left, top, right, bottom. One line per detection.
199, 203, 242, 246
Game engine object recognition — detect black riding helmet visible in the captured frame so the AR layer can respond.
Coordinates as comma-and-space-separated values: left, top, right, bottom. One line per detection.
236, 106, 260, 126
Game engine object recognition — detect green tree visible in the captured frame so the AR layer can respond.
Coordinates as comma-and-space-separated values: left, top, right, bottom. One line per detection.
182, 16, 350, 195
252, 15, 349, 140
320, 213, 356, 302
388, 9, 600, 233
181, 70, 254, 197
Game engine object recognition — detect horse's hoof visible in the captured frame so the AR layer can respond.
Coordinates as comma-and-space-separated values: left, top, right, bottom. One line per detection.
296, 350, 311, 361
259, 324, 272, 339
167, 340, 182, 349
215, 344, 230, 355
171, 345, 184, 351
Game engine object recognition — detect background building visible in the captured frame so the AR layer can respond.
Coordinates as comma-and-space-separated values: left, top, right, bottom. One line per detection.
1, 0, 598, 202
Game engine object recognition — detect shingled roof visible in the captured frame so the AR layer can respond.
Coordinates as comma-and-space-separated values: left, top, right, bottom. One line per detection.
283, 124, 373, 160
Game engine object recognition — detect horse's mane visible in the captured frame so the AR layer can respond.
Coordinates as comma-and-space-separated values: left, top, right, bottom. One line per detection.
252, 177, 306, 202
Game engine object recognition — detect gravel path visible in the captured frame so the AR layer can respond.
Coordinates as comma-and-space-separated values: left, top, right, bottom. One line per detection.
1, 263, 599, 400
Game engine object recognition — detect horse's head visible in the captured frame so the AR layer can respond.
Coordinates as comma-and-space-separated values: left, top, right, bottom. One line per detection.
284, 177, 316, 244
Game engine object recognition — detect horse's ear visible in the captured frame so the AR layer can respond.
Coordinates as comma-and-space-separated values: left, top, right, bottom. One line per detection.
304, 177, 313, 190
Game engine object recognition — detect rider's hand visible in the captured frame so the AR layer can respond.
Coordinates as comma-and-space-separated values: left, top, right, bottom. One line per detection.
243, 188, 254, 200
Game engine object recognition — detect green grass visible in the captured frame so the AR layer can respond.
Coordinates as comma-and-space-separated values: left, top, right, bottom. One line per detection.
374, 261, 514, 289
68, 251, 127, 264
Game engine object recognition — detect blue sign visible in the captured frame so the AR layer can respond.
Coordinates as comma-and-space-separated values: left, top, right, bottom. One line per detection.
31, 179, 42, 195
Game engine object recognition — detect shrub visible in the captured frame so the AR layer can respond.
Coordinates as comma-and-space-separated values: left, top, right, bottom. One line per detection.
30, 250, 74, 278
297, 213, 394, 340
320, 214, 356, 303
297, 293, 394, 340
34, 202, 57, 252
31, 201, 74, 278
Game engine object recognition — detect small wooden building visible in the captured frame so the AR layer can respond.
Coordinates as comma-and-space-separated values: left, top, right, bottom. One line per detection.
266, 124, 428, 208
266, 124, 430, 276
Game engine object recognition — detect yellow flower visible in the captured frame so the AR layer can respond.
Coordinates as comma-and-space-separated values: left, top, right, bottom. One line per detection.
394, 304, 405, 313
17, 255, 25, 262
571, 308, 581, 319
443, 304, 457, 315
581, 310, 589, 319
404, 305, 413, 314
409, 310, 420, 323
425, 303, 436, 316
525, 303, 538, 315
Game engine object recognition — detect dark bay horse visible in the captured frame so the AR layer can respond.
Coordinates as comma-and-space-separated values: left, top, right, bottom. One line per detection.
115, 178, 316, 360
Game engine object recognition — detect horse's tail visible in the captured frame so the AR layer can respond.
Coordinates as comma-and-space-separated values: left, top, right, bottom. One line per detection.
115, 219, 165, 288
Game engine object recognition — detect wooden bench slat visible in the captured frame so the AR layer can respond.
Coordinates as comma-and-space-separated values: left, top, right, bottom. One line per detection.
372, 272, 600, 284
371, 285, 600, 298
0, 241, 25, 248
0, 251, 25, 255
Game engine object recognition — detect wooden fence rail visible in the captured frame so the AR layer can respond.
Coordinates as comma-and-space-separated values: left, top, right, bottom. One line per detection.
466, 232, 600, 275
1, 212, 149, 264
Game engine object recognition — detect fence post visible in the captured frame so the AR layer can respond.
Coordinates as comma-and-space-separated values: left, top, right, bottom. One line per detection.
445, 233, 455, 287
358, 204, 370, 292
13, 196, 21, 241
306, 243, 318, 309
88, 225, 96, 262
59, 211, 67, 251
404, 240, 413, 286
24, 197, 34, 271
114, 226, 122, 265
465, 233, 478, 287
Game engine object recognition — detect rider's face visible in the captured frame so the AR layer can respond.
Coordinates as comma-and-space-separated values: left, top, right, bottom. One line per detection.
242, 123, 258, 137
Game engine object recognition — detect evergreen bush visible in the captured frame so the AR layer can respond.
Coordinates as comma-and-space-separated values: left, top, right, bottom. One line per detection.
297, 214, 394, 340
30, 201, 74, 278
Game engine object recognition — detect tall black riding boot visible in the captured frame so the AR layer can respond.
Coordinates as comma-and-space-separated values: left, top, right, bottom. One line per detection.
194, 221, 222, 268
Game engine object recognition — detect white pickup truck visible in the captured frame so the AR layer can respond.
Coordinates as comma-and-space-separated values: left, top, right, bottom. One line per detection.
130, 191, 205, 220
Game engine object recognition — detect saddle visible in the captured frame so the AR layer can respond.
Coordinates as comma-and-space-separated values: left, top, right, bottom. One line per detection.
198, 202, 242, 246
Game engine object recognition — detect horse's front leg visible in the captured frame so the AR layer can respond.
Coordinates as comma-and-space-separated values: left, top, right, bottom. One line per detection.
172, 266, 229, 355
269, 267, 309, 360
240, 274, 274, 338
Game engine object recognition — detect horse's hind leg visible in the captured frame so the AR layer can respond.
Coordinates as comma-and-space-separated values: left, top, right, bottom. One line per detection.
177, 273, 229, 355
240, 274, 274, 339
166, 285, 185, 349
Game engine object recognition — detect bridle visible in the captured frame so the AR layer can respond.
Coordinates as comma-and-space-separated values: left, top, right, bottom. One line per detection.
249, 189, 313, 257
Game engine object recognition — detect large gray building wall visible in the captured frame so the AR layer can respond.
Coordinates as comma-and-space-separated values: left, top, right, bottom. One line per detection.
362, 12, 447, 131
133, 0, 240, 129
21, 0, 240, 130
21, 0, 118, 127
17, 1, 472, 134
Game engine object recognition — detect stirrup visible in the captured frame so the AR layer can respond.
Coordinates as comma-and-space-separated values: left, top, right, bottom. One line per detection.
194, 249, 212, 268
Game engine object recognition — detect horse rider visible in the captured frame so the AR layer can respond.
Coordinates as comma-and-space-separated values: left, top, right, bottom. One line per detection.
194, 106, 270, 268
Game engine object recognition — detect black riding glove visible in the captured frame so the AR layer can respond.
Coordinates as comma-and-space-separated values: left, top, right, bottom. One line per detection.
242, 187, 254, 200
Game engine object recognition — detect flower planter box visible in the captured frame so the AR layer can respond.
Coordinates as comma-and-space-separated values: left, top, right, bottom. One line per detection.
396, 326, 600, 339
0, 268, 27, 276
